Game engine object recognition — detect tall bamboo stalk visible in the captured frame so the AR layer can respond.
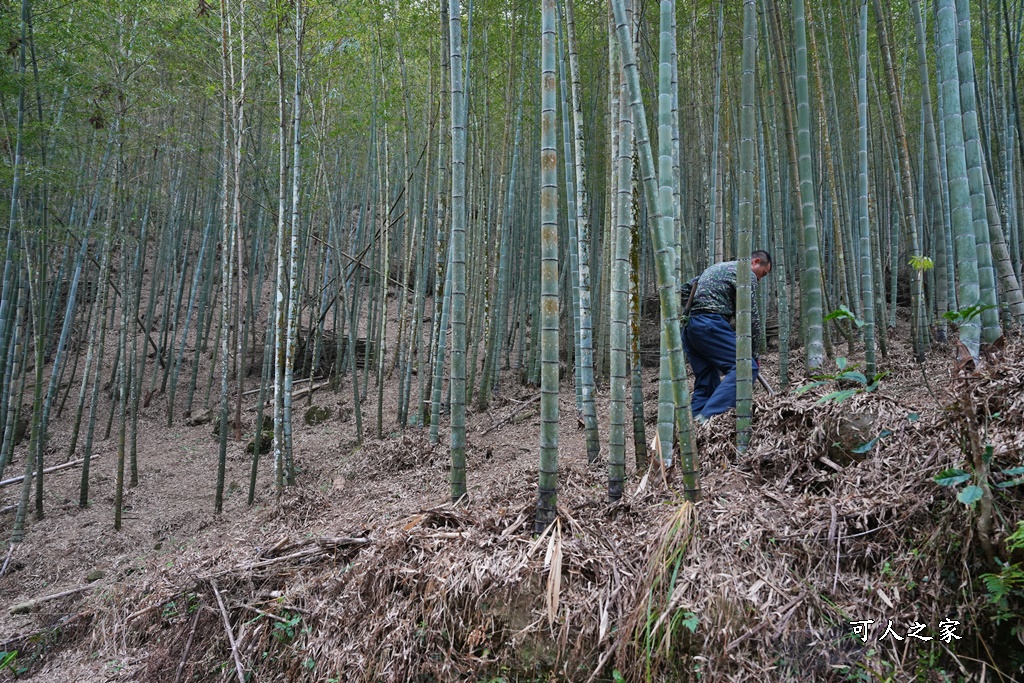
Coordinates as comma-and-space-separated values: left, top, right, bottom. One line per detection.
535, 0, 560, 532
610, 0, 698, 499
792, 0, 826, 372
272, 0, 291, 493
872, 0, 927, 359
859, 0, 876, 378
911, 0, 950, 341
447, 0, 468, 503
937, 0, 982, 356
656, 0, 676, 467
215, 0, 236, 513
736, 0, 756, 453
955, 0, 1002, 343
608, 30, 631, 501
708, 1, 724, 265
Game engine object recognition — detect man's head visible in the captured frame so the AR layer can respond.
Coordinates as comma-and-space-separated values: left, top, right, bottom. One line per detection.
750, 249, 772, 281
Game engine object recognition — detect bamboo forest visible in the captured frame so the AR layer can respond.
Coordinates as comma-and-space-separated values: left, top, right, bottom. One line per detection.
2, 0, 1024, 679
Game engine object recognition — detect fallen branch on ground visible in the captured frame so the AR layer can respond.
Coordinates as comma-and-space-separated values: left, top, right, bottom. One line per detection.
171, 607, 203, 683
10, 584, 95, 615
480, 394, 541, 435
0, 456, 96, 488
211, 580, 247, 683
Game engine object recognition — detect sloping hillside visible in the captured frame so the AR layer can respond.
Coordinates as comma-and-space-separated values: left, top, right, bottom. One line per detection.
1, 336, 1022, 682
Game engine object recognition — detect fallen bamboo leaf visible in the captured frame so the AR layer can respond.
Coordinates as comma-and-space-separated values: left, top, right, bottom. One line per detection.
545, 520, 562, 631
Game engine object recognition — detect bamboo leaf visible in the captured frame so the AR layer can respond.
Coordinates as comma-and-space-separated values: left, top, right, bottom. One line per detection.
908, 254, 934, 271
851, 429, 892, 454
957, 486, 983, 505
824, 307, 864, 328
795, 381, 826, 395
934, 469, 971, 486
817, 389, 857, 404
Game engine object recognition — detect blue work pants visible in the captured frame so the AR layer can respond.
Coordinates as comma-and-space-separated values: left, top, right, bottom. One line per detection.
682, 314, 759, 417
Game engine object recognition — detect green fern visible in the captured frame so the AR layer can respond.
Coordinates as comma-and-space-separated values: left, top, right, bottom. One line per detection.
980, 521, 1024, 625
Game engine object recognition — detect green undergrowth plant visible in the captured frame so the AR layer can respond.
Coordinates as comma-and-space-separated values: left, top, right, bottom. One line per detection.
620, 501, 699, 681
933, 445, 1024, 506
941, 303, 995, 328
0, 650, 24, 678
796, 356, 887, 404
980, 521, 1024, 632
824, 305, 865, 355
271, 610, 306, 645
824, 304, 865, 330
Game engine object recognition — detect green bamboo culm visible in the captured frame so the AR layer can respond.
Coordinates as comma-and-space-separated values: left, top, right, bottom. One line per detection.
535, 0, 560, 532
758, 0, 791, 390
375, 125, 390, 440
13, 253, 43, 543
562, 0, 600, 464
910, 0, 949, 343
872, 0, 927, 360
655, 0, 675, 468
215, 0, 235, 514
271, 0, 290, 494
0, 266, 20, 474
426, 0, 450, 433
735, 0, 756, 454
792, 0, 825, 371
610, 0, 698, 499
282, 0, 303, 487
608, 35, 631, 503
447, 0, 468, 503
10, 0, 34, 544
707, 0, 724, 266
954, 0, 1001, 344
554, 9, 582, 418
935, 0, 981, 357
597, 20, 615, 385
628, 181, 646, 472
114, 228, 130, 531
858, 0, 876, 379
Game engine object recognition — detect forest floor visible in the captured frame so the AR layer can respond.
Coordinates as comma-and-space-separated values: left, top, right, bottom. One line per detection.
1, 306, 1022, 682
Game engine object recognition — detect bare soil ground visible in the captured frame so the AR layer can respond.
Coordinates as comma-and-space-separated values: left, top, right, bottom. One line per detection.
1, 308, 1021, 682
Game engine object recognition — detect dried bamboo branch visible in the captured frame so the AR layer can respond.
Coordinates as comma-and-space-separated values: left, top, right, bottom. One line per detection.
211, 580, 246, 683
9, 584, 94, 615
171, 605, 203, 683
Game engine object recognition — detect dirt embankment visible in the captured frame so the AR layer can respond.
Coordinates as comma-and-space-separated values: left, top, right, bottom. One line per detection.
1, 333, 1022, 682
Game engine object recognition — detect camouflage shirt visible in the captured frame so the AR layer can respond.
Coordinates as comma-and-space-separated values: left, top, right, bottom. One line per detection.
688, 260, 761, 341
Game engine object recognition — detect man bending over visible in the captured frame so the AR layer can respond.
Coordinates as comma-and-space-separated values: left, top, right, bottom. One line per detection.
682, 250, 772, 421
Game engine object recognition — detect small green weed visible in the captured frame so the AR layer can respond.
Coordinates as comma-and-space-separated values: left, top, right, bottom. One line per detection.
980, 521, 1024, 629
272, 611, 304, 645
0, 650, 24, 677
933, 445, 1024, 506
796, 355, 886, 404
